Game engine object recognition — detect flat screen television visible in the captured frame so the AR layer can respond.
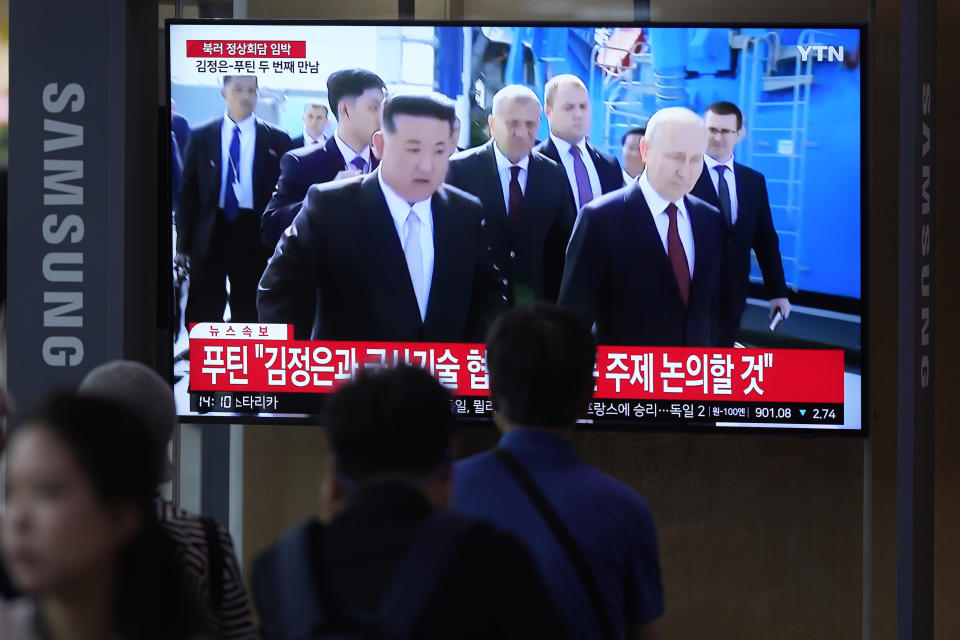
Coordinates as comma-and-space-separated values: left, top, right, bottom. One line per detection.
165, 20, 866, 433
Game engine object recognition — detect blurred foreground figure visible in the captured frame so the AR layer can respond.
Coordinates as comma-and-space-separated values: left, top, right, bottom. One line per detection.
0, 393, 200, 640
253, 365, 570, 640
80, 360, 256, 639
454, 303, 666, 640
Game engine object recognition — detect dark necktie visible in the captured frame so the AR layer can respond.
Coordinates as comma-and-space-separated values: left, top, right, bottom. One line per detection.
666, 203, 690, 307
569, 145, 594, 208
714, 165, 733, 228
350, 155, 367, 173
508, 165, 524, 233
223, 124, 241, 221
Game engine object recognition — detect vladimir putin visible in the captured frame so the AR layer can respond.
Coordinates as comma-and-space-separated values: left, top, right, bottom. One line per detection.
559, 107, 725, 346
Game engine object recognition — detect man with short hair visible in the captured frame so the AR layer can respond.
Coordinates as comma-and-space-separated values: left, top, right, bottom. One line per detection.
454, 304, 665, 640
175, 75, 292, 325
291, 100, 329, 148
691, 101, 790, 346
621, 126, 646, 183
79, 360, 256, 640
261, 68, 387, 249
257, 93, 505, 341
252, 365, 570, 639
446, 85, 575, 304
534, 74, 622, 211
559, 106, 725, 346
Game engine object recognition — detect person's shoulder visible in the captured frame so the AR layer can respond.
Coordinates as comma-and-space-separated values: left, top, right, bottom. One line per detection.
733, 161, 764, 182
0, 597, 38, 639
686, 193, 723, 226
454, 448, 502, 480
589, 143, 619, 165
155, 498, 236, 552
303, 173, 364, 205
530, 149, 562, 171
449, 143, 488, 164
193, 117, 222, 136
577, 463, 656, 523
438, 183, 484, 213
258, 119, 291, 138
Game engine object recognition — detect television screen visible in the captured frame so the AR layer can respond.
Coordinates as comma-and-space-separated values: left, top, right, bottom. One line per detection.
167, 21, 865, 432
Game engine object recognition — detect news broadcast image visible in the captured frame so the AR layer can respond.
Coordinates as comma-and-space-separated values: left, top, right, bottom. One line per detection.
167, 23, 863, 431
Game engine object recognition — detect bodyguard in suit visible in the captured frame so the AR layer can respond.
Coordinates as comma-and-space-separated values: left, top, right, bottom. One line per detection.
691, 101, 790, 346
258, 93, 505, 341
534, 74, 623, 211
447, 85, 576, 304
559, 107, 725, 347
290, 100, 329, 148
621, 126, 646, 185
261, 69, 386, 248
175, 75, 292, 325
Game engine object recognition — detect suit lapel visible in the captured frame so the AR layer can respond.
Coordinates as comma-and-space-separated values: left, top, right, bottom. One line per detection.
358, 174, 423, 328
325, 135, 346, 173
423, 188, 458, 331
626, 184, 684, 307
541, 137, 561, 164
253, 120, 270, 207
732, 163, 750, 233
687, 197, 715, 310
206, 120, 222, 199
482, 142, 509, 222
692, 165, 720, 208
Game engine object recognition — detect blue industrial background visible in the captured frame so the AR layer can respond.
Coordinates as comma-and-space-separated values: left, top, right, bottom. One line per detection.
170, 25, 862, 301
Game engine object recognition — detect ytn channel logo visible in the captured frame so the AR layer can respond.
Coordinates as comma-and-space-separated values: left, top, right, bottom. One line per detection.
796, 45, 844, 62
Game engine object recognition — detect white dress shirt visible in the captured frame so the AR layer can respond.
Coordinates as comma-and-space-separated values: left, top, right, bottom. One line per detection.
219, 112, 256, 210
638, 172, 695, 278
551, 134, 602, 210
334, 130, 372, 172
622, 168, 638, 186
378, 170, 435, 321
492, 142, 529, 214
703, 153, 738, 224
303, 130, 326, 146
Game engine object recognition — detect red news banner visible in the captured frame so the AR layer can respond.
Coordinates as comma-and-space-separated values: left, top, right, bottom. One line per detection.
186, 40, 306, 58
188, 324, 844, 404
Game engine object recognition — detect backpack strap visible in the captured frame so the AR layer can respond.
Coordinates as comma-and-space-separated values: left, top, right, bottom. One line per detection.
252, 519, 328, 640
494, 447, 618, 640
376, 510, 476, 640
199, 516, 224, 611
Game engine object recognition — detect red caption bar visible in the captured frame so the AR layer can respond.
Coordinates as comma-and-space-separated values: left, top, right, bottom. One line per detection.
188, 324, 844, 403
186, 40, 306, 58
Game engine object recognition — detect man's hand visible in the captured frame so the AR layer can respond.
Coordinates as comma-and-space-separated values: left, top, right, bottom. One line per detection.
333, 168, 363, 181
174, 252, 190, 270
769, 297, 791, 320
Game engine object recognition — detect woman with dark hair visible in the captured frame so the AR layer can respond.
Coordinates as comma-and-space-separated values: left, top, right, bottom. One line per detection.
0, 393, 200, 640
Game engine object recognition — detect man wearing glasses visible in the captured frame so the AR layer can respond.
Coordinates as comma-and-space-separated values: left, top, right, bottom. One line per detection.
691, 101, 791, 346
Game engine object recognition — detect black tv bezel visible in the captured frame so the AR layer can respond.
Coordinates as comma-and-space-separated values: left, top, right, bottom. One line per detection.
164, 19, 868, 437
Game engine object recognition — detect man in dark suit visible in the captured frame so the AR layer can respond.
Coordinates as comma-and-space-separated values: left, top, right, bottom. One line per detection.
447, 85, 575, 305
691, 101, 790, 346
171, 99, 191, 162
258, 93, 505, 341
534, 74, 622, 211
559, 107, 725, 347
290, 100, 329, 148
261, 69, 386, 249
175, 75, 292, 325
621, 126, 646, 185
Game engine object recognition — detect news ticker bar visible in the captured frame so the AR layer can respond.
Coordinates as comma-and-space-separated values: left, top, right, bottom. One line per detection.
188, 392, 844, 426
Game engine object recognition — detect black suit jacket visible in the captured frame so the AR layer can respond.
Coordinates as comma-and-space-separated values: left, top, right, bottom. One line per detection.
559, 182, 725, 346
446, 141, 576, 303
691, 162, 788, 344
176, 117, 292, 258
261, 135, 380, 249
290, 134, 305, 149
534, 137, 623, 206
257, 172, 505, 341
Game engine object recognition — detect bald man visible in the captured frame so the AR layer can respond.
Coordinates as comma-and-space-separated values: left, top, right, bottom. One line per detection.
447, 85, 575, 304
559, 107, 725, 346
